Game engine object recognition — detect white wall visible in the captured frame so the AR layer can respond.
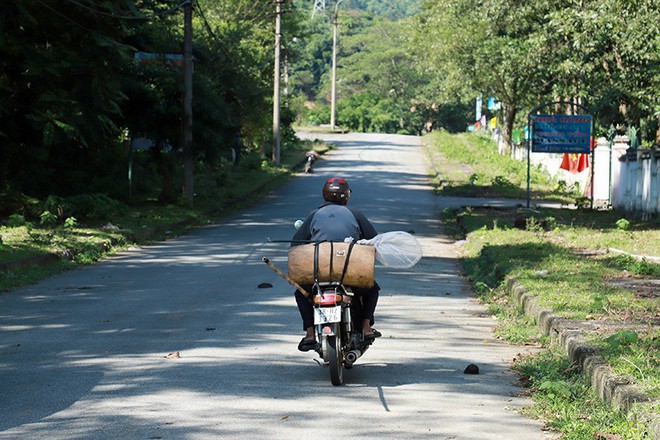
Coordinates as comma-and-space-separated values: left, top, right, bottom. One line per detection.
509, 141, 590, 193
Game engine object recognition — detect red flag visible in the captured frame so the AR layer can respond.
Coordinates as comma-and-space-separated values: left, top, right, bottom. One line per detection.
560, 153, 589, 174
561, 138, 592, 174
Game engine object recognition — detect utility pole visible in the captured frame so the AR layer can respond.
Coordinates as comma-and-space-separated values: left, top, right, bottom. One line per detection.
183, 0, 194, 205
272, 0, 282, 165
330, 0, 343, 129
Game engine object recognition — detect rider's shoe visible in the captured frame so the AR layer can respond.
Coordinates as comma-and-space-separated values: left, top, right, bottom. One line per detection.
363, 329, 382, 340
298, 337, 317, 352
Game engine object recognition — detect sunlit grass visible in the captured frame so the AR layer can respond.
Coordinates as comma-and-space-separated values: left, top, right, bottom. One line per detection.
443, 205, 659, 437
424, 130, 568, 201
514, 348, 652, 439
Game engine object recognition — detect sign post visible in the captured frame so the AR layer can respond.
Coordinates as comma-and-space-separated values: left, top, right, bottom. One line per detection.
526, 102, 592, 208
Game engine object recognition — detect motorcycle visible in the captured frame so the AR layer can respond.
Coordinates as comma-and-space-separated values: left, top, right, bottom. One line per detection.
263, 239, 376, 386
304, 150, 319, 174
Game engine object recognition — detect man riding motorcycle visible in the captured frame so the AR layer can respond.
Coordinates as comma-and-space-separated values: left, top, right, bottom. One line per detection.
291, 177, 381, 352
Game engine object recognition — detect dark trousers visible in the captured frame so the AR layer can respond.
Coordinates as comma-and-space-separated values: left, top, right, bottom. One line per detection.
294, 284, 380, 331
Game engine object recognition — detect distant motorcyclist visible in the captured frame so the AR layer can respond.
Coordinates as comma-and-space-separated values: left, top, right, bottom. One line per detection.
304, 150, 319, 173
291, 177, 381, 351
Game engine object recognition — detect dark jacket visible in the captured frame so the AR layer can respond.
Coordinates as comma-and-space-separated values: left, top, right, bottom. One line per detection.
291, 202, 378, 245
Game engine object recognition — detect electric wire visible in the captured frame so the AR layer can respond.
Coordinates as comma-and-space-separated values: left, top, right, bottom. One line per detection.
35, 0, 136, 50
34, 0, 192, 53
194, 2, 224, 50
62, 0, 191, 20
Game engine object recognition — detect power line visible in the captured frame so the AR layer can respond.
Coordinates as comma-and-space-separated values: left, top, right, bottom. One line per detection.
194, 2, 224, 50
62, 0, 190, 20
36, 0, 135, 49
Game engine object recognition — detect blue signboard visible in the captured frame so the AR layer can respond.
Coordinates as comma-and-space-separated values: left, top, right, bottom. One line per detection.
531, 114, 592, 153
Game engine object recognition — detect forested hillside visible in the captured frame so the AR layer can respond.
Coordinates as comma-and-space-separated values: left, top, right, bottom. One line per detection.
288, 0, 456, 135
290, 0, 659, 145
297, 0, 419, 20
347, 0, 419, 19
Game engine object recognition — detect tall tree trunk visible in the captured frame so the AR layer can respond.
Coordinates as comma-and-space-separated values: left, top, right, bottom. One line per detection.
501, 102, 518, 155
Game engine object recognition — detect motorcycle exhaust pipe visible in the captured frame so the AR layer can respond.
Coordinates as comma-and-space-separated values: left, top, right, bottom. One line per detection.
344, 349, 362, 366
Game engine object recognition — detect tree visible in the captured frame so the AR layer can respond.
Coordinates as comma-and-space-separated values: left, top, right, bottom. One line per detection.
0, 0, 300, 202
347, 0, 420, 20
543, 0, 660, 142
289, 1, 435, 133
415, 0, 557, 150
415, 0, 660, 146
337, 17, 429, 133
0, 1, 136, 196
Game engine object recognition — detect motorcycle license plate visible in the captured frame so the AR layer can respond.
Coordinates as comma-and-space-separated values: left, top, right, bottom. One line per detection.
314, 306, 341, 324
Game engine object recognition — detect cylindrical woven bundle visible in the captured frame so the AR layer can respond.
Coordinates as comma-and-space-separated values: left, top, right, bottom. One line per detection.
288, 242, 375, 288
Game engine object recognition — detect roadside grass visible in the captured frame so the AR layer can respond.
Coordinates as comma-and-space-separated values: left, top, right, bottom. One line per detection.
513, 347, 651, 440
443, 205, 659, 437
424, 130, 575, 202
0, 139, 329, 291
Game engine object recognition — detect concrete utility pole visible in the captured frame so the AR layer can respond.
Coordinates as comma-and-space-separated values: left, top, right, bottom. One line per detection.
272, 0, 283, 165
330, 0, 343, 129
183, 0, 194, 205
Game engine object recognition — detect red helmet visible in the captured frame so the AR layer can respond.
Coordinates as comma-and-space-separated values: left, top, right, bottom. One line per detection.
322, 177, 351, 205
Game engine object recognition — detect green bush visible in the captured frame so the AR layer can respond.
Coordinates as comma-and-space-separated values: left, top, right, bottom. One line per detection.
609, 254, 660, 277
239, 152, 266, 171
0, 193, 43, 218
305, 105, 330, 126
39, 211, 58, 227
7, 214, 26, 227
615, 218, 630, 230
62, 194, 128, 222
63, 217, 77, 229
492, 175, 517, 189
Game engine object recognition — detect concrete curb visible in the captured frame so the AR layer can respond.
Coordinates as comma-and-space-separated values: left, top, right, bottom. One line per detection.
507, 278, 660, 439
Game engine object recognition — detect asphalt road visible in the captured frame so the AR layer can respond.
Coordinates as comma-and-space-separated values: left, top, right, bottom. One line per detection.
0, 132, 554, 439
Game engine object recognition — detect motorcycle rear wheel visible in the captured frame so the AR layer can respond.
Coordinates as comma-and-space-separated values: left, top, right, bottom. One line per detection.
327, 334, 344, 386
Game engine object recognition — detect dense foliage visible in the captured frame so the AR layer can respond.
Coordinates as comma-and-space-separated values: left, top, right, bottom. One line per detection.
0, 0, 297, 205
289, 0, 462, 135
291, 0, 659, 144
1, 0, 657, 207
414, 0, 660, 147
347, 0, 420, 20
